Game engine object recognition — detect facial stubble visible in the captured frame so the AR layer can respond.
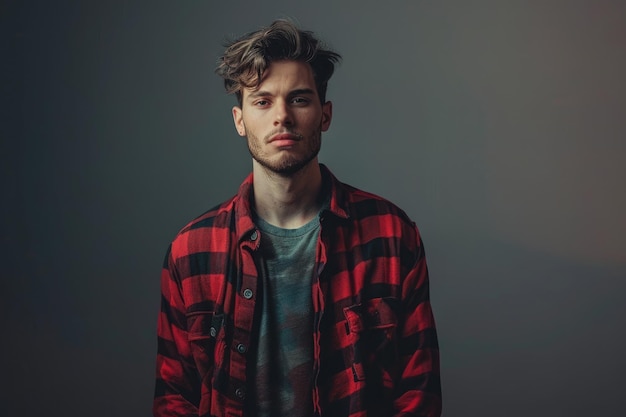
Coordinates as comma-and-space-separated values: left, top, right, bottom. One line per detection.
245, 124, 322, 176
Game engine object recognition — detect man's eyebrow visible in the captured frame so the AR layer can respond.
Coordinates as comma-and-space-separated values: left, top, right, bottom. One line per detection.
289, 88, 316, 96
246, 88, 316, 99
247, 90, 272, 99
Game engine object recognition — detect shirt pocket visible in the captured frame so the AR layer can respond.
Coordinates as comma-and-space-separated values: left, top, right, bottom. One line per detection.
186, 311, 225, 379
343, 297, 399, 382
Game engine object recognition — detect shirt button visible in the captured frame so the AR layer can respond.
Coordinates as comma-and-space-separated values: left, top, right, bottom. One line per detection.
235, 387, 246, 400
250, 230, 258, 241
243, 288, 253, 299
236, 343, 247, 354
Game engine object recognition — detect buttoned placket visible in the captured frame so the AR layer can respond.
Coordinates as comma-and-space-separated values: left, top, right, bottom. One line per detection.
229, 229, 261, 412
312, 218, 328, 417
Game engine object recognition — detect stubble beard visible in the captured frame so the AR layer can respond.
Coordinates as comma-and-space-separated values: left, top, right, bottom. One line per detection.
246, 125, 322, 177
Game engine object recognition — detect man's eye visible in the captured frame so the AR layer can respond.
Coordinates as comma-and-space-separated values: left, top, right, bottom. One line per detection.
255, 100, 269, 106
291, 97, 309, 105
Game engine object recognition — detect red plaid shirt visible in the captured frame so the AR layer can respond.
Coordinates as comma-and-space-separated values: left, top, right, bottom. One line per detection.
154, 165, 441, 417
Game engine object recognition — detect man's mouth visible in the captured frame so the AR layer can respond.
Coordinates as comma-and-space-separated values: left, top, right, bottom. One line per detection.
269, 132, 300, 146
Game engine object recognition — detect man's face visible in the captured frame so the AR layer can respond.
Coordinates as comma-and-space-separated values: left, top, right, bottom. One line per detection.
232, 60, 332, 176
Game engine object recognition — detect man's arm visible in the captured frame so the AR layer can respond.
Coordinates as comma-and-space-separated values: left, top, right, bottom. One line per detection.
153, 246, 200, 417
393, 231, 442, 417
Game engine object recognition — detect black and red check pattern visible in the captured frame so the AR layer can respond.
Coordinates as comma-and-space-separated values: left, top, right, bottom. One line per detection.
154, 165, 441, 417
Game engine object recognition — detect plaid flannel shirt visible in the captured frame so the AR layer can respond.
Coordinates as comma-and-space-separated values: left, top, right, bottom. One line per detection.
154, 165, 441, 417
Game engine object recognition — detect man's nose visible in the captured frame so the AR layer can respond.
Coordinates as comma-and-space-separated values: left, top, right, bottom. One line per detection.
273, 101, 293, 126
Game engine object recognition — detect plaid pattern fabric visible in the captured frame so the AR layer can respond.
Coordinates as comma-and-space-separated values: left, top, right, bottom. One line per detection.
154, 165, 441, 417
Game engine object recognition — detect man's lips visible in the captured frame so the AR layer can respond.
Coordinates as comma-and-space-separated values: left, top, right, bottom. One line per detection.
269, 133, 299, 146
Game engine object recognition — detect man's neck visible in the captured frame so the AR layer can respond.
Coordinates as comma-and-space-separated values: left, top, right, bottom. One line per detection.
252, 160, 323, 229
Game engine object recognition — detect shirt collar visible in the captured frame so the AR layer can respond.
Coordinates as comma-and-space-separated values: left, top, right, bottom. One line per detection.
319, 164, 351, 221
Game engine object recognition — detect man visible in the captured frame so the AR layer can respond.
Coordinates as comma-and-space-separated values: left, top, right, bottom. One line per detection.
154, 20, 441, 417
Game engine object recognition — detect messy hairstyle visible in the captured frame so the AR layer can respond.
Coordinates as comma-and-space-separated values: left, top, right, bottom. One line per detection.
216, 19, 341, 106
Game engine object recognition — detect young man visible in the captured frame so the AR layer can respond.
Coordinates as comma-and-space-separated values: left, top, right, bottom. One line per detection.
154, 20, 441, 417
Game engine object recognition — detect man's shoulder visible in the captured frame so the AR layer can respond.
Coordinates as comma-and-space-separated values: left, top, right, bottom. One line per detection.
339, 180, 416, 227
167, 194, 239, 256
180, 195, 237, 234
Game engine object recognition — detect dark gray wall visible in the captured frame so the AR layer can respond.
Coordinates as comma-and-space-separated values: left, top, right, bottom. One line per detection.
3, 1, 625, 416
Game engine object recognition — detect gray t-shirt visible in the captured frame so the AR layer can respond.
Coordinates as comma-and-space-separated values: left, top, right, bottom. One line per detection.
253, 214, 320, 417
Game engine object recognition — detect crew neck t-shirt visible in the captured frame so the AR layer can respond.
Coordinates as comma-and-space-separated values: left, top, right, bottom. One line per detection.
253, 214, 320, 417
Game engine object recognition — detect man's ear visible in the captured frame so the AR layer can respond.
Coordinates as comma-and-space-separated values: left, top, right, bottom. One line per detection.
321, 101, 333, 132
232, 106, 246, 136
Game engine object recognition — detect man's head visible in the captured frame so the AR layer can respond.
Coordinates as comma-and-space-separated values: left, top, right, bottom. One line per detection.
217, 21, 341, 177
216, 20, 341, 106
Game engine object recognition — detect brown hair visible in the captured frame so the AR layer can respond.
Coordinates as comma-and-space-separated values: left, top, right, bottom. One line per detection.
216, 20, 341, 106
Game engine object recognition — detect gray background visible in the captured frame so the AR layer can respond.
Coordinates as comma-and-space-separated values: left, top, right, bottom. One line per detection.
3, 0, 625, 416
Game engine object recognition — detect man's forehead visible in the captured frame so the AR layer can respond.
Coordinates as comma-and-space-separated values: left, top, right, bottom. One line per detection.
241, 60, 318, 98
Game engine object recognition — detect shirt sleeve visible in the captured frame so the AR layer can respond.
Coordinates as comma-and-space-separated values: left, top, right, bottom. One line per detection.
393, 229, 442, 417
153, 245, 200, 417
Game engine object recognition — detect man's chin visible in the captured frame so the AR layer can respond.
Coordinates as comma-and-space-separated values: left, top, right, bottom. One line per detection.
255, 156, 318, 177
